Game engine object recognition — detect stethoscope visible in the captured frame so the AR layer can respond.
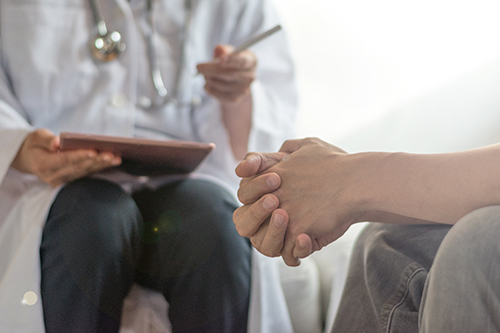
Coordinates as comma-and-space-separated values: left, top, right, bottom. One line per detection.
88, 0, 193, 108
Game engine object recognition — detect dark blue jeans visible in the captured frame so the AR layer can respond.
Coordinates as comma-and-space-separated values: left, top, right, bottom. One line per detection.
40, 177, 251, 333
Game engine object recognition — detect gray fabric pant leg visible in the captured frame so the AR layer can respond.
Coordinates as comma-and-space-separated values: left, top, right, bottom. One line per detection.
420, 205, 500, 333
331, 222, 451, 333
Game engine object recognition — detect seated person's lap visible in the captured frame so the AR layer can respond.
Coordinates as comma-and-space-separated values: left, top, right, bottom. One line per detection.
41, 177, 251, 332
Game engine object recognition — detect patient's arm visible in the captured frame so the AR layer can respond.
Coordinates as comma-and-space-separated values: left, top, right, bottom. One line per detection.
234, 137, 500, 265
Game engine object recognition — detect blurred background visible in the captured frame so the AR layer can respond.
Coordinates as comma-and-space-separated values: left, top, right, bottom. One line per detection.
272, 0, 500, 153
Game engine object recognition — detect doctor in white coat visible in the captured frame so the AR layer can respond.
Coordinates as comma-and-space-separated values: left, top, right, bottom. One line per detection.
0, 0, 297, 332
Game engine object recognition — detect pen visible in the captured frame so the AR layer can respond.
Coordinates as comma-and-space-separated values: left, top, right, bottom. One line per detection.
233, 24, 282, 53
195, 25, 283, 76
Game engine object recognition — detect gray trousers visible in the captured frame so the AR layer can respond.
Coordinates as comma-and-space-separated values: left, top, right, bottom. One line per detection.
332, 206, 500, 333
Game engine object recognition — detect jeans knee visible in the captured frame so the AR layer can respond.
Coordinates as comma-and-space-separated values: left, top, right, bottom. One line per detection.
433, 206, 500, 270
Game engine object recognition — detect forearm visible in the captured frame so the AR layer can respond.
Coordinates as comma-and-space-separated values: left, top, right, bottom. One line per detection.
355, 145, 500, 224
220, 93, 252, 160
360, 210, 440, 225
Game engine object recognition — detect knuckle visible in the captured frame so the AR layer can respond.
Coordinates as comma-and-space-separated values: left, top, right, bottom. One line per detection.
303, 137, 316, 144
249, 202, 265, 221
234, 224, 248, 237
261, 245, 280, 258
250, 237, 260, 250
236, 187, 247, 204
232, 211, 251, 238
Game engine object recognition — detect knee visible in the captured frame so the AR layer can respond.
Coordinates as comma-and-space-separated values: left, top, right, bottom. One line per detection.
46, 178, 140, 256
146, 179, 239, 242
136, 180, 250, 277
349, 222, 450, 285
433, 206, 500, 270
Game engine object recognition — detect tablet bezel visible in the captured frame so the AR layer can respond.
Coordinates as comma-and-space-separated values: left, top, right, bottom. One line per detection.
59, 132, 215, 176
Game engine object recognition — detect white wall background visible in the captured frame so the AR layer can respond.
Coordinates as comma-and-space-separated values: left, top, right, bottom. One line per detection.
272, 0, 500, 153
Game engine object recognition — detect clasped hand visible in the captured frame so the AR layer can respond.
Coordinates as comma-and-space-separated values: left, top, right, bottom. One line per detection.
233, 138, 367, 266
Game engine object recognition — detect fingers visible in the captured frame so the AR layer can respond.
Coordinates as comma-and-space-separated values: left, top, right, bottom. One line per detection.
213, 44, 256, 70
279, 233, 313, 267
279, 139, 303, 154
280, 235, 301, 267
49, 152, 121, 187
280, 137, 348, 154
233, 193, 279, 238
237, 172, 280, 204
205, 76, 252, 93
235, 152, 289, 178
222, 50, 257, 71
197, 61, 255, 102
197, 63, 255, 84
258, 210, 289, 257
35, 150, 121, 187
213, 44, 234, 59
197, 45, 257, 103
293, 234, 314, 259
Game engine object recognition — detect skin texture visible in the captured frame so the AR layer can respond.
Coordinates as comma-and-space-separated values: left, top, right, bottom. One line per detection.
233, 137, 500, 266
10, 128, 121, 187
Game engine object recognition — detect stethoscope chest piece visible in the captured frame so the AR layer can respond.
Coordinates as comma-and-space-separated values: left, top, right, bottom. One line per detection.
89, 0, 126, 62
91, 30, 126, 62
88, 0, 191, 107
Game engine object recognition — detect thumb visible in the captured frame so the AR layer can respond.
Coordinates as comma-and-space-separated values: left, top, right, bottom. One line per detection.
213, 44, 234, 62
31, 128, 59, 152
293, 233, 313, 259
235, 152, 289, 178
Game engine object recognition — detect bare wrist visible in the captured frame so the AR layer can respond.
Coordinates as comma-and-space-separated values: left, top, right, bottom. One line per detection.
344, 151, 394, 217
220, 91, 252, 110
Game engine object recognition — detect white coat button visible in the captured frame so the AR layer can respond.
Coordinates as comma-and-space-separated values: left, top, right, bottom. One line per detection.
138, 96, 152, 109
191, 95, 202, 106
108, 93, 128, 108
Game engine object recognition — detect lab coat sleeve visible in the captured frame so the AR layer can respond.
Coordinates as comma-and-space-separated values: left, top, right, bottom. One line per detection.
188, 0, 297, 193
0, 37, 33, 183
234, 0, 298, 153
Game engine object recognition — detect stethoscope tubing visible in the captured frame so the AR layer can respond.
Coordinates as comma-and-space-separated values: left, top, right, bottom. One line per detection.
87, 0, 202, 142
88, 0, 192, 107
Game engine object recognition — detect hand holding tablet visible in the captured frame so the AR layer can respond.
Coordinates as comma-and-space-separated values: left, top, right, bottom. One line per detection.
59, 132, 215, 176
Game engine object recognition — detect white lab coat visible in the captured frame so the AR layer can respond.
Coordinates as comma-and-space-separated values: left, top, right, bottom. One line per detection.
0, 0, 297, 331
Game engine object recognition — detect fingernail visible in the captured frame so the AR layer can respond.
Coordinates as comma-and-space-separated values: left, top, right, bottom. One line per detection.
248, 154, 260, 162
273, 214, 285, 227
262, 196, 277, 210
266, 175, 279, 188
298, 238, 307, 248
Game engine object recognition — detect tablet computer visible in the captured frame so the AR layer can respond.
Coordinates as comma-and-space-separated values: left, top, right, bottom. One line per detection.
59, 132, 215, 176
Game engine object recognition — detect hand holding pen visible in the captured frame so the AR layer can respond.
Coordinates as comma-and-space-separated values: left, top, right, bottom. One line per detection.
196, 25, 282, 103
